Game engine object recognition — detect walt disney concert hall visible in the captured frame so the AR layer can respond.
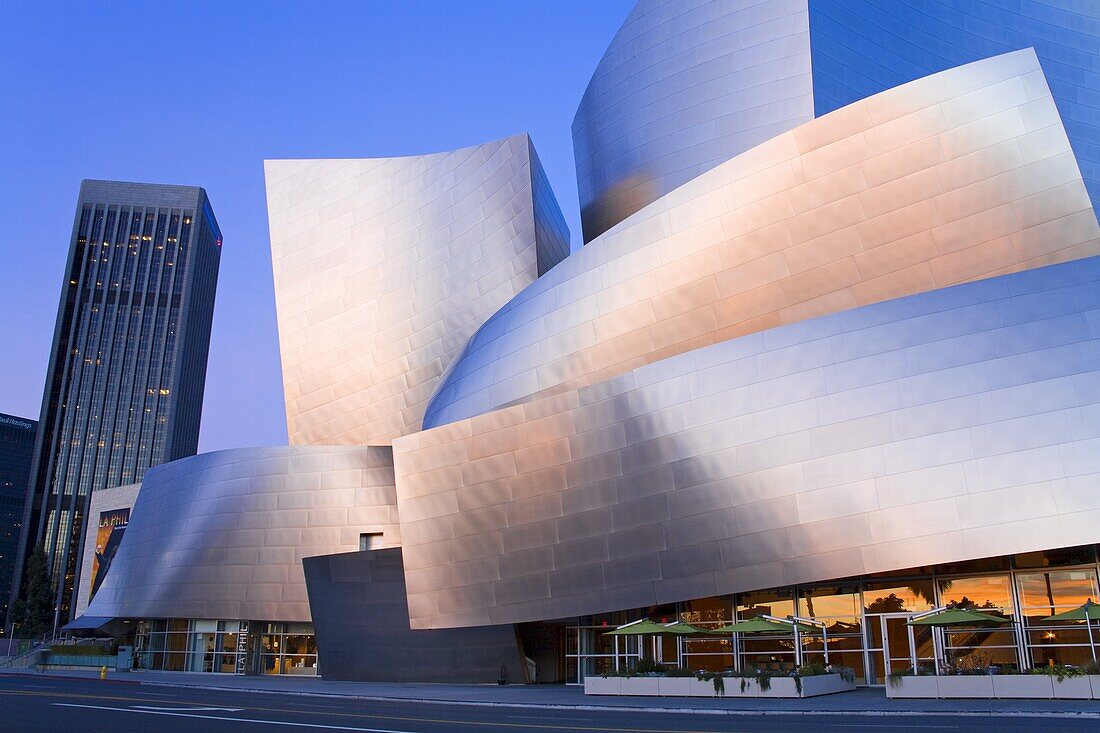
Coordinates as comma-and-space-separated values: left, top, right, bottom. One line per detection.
82, 0, 1100, 685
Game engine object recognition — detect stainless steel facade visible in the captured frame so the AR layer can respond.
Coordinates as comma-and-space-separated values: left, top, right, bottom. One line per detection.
808, 0, 1100, 217
85, 1, 1100, 685
427, 50, 1100, 430
394, 254, 1100, 629
83, 446, 399, 622
266, 134, 569, 447
15, 180, 222, 626
573, 0, 814, 242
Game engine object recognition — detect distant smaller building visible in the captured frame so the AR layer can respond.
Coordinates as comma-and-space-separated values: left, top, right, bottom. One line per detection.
0, 413, 36, 625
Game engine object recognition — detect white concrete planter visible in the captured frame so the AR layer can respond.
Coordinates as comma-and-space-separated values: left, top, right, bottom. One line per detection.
726, 674, 853, 698
727, 677, 782, 697
656, 677, 695, 696
886, 675, 940, 698
887, 673, 1100, 699
691, 678, 720, 697
799, 673, 857, 696
934, 675, 995, 698
1051, 675, 1094, 699
586, 672, 855, 698
991, 675, 1053, 699
584, 676, 622, 695
623, 676, 660, 696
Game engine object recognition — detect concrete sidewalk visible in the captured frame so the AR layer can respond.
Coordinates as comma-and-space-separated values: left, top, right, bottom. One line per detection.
3, 667, 1100, 718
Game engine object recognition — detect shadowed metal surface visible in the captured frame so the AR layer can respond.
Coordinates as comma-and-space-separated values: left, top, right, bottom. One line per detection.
84, 446, 399, 622
303, 549, 523, 683
395, 256, 1100, 629
427, 50, 1100, 430
809, 0, 1100, 217
265, 134, 569, 447
573, 0, 814, 242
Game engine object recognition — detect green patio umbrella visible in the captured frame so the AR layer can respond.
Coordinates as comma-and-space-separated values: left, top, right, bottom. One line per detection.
1041, 599, 1099, 662
712, 617, 815, 634
602, 619, 677, 636
602, 619, 688, 673
660, 621, 719, 635
906, 608, 1012, 627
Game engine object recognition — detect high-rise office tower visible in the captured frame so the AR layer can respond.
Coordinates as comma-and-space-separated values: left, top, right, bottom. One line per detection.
0, 413, 36, 624
12, 180, 221, 627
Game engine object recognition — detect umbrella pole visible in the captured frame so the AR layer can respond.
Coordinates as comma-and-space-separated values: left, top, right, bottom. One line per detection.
823, 625, 829, 666
1088, 618, 1096, 663
614, 637, 619, 672
794, 625, 802, 668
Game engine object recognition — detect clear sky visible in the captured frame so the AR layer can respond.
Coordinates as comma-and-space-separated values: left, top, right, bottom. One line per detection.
0, 0, 634, 452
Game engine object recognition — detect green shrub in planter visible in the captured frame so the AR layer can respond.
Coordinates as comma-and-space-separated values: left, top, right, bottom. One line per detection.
1030, 664, 1084, 682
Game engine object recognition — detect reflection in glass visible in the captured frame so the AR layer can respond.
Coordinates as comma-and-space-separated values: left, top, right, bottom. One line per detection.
862, 581, 935, 613
938, 575, 1013, 615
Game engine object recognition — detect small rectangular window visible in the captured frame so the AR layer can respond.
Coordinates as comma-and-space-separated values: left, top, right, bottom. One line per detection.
359, 532, 383, 551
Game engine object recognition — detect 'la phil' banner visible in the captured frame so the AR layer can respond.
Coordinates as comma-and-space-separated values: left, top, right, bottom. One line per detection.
90, 508, 130, 600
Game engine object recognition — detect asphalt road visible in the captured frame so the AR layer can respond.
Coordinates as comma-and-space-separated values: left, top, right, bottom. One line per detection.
0, 676, 1092, 733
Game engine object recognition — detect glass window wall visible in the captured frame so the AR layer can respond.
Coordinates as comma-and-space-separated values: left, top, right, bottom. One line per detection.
1017, 568, 1099, 667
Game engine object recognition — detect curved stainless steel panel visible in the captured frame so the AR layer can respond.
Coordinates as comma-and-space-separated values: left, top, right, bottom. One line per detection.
84, 446, 398, 622
809, 0, 1100, 218
428, 50, 1100, 430
573, 0, 814, 242
395, 255, 1100, 629
265, 134, 569, 446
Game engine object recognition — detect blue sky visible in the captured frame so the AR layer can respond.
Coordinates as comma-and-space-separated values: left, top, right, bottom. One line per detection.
0, 0, 633, 452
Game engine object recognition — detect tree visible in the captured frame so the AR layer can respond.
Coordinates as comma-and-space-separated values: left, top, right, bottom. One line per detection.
11, 545, 55, 638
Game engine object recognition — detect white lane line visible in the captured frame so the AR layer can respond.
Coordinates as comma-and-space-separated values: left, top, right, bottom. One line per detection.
51, 703, 417, 732
840, 721, 954, 726
133, 705, 244, 711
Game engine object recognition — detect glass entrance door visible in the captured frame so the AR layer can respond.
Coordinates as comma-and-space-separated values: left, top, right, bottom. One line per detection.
866, 613, 934, 684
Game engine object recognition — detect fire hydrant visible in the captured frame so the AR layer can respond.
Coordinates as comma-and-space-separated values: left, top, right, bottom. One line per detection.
99, 666, 107, 680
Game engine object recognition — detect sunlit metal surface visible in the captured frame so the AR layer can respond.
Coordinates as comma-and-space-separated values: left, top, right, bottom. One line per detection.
573, 0, 814, 242
395, 255, 1100, 629
428, 50, 1100, 430
265, 134, 569, 446
84, 446, 399, 622
809, 0, 1100, 217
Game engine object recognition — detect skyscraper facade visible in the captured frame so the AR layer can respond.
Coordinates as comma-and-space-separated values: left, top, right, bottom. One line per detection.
13, 180, 221, 626
0, 413, 36, 624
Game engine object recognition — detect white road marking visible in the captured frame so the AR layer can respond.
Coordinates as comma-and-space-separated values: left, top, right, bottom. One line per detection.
51, 703, 417, 732
132, 705, 244, 711
836, 721, 959, 726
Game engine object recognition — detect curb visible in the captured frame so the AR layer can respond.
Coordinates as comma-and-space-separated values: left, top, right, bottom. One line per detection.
0, 671, 140, 686
128, 679, 1100, 719
6, 672, 1100, 719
